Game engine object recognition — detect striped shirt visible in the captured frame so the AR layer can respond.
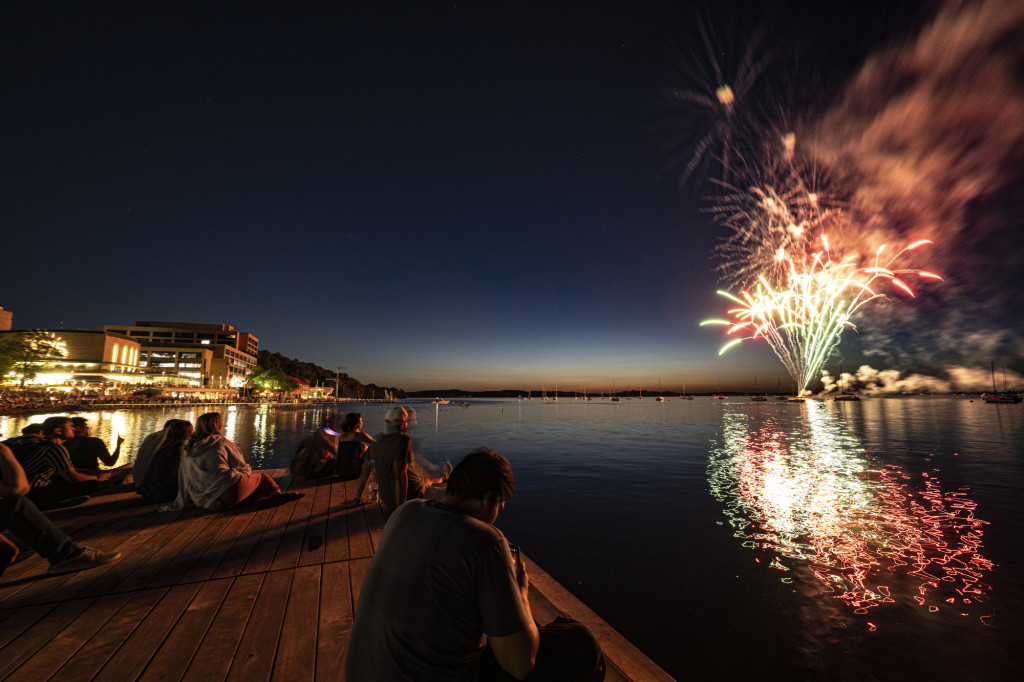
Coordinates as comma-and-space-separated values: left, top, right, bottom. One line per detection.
16, 438, 73, 490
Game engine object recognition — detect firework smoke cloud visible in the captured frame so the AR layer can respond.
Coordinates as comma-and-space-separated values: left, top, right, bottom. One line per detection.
693, 0, 1024, 391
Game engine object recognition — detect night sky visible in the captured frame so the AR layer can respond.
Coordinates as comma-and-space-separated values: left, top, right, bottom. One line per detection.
6, 0, 1018, 393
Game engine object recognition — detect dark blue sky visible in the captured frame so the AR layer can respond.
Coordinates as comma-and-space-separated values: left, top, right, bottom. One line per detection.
3, 1, 958, 392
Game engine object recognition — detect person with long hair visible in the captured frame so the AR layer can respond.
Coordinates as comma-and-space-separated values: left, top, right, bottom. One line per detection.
337, 412, 375, 480
137, 420, 192, 504
162, 412, 302, 512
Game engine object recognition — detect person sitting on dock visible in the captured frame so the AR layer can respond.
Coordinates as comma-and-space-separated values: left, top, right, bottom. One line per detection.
64, 417, 125, 471
289, 415, 341, 479
345, 448, 604, 681
354, 406, 443, 514
16, 416, 115, 511
336, 412, 375, 481
137, 420, 192, 504
1, 439, 121, 577
162, 412, 303, 512
1, 423, 44, 452
132, 419, 179, 488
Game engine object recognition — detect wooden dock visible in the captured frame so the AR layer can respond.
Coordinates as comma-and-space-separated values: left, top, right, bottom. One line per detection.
0, 471, 672, 681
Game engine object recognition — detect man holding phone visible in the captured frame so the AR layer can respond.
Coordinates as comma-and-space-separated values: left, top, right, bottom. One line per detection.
345, 448, 604, 681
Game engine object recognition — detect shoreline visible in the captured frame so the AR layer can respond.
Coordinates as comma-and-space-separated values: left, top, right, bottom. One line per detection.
0, 399, 399, 418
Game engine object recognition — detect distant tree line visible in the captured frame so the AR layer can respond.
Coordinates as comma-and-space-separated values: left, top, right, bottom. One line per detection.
254, 350, 405, 400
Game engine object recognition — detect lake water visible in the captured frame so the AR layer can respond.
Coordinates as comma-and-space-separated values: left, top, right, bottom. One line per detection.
2, 397, 1021, 680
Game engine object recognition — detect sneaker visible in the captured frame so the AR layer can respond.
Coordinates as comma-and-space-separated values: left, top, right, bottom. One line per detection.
47, 547, 121, 575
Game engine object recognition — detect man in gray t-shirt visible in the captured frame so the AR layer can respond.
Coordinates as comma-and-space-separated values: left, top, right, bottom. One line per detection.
345, 449, 604, 681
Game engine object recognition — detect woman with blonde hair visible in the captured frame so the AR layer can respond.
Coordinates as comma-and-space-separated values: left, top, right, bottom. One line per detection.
162, 412, 302, 512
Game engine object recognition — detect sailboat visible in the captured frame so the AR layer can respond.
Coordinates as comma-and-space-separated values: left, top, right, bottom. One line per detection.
834, 366, 860, 401
656, 380, 664, 402
983, 362, 1022, 403
775, 377, 788, 400
681, 382, 693, 399
750, 376, 768, 401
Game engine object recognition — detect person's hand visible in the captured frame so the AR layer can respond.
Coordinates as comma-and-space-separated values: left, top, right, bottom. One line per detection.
515, 555, 530, 596
97, 471, 113, 482
116, 435, 126, 446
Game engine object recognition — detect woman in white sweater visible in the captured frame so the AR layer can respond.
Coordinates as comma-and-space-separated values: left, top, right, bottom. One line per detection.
163, 412, 302, 512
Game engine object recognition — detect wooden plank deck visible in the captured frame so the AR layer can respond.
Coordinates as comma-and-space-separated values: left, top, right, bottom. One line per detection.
0, 470, 673, 681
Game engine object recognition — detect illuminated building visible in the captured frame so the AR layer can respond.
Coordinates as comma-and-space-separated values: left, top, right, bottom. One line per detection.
97, 321, 258, 388
0, 329, 143, 387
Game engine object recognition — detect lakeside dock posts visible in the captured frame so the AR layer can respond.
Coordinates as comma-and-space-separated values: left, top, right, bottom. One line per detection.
0, 471, 672, 681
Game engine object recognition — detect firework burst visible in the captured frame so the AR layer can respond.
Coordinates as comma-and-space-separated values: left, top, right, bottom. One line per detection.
702, 232, 941, 393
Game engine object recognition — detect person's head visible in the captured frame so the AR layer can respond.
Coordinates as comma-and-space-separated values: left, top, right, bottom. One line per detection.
445, 448, 515, 522
384, 406, 415, 434
41, 416, 75, 441
70, 416, 92, 437
166, 420, 194, 443
162, 419, 178, 430
21, 423, 44, 437
194, 413, 223, 439
341, 412, 362, 433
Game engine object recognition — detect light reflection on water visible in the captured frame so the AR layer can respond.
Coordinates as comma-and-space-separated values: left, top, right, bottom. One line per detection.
1, 397, 1022, 679
708, 401, 992, 622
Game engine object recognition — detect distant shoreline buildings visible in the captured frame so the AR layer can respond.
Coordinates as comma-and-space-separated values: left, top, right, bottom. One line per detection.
0, 312, 304, 398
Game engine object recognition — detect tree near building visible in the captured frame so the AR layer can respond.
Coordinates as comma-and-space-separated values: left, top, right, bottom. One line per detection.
0, 330, 68, 388
244, 366, 299, 396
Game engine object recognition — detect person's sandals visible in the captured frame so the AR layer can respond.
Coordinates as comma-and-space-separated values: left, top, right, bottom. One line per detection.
256, 491, 305, 509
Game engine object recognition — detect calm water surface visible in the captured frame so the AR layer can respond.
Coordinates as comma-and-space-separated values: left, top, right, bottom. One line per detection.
3, 397, 1021, 680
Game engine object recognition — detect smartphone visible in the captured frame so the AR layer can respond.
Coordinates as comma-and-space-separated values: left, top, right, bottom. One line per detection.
509, 543, 520, 566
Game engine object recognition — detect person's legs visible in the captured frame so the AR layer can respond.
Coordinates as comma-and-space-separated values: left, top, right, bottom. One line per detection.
0, 495, 81, 564
211, 473, 280, 510
240, 473, 282, 505
26, 480, 100, 511
476, 618, 604, 682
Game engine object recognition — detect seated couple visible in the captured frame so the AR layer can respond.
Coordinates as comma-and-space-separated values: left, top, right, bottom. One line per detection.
162, 413, 302, 512
293, 408, 449, 516
289, 412, 374, 481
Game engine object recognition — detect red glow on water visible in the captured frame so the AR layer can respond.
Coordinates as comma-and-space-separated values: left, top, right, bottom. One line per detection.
708, 405, 994, 624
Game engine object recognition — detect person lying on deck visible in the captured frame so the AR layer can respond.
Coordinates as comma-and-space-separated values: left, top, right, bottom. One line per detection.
161, 412, 303, 513
1, 440, 121, 578
345, 448, 605, 681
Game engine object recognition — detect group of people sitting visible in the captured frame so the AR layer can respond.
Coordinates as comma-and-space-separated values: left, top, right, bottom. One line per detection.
133, 413, 303, 512
2, 407, 606, 680
0, 411, 304, 581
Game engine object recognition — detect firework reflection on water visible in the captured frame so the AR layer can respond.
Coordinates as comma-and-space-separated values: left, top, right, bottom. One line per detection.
708, 400, 993, 625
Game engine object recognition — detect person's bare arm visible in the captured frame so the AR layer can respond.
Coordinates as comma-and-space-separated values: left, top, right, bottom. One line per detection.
486, 561, 540, 679
58, 467, 109, 483
393, 459, 408, 505
98, 435, 125, 466
0, 444, 30, 496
